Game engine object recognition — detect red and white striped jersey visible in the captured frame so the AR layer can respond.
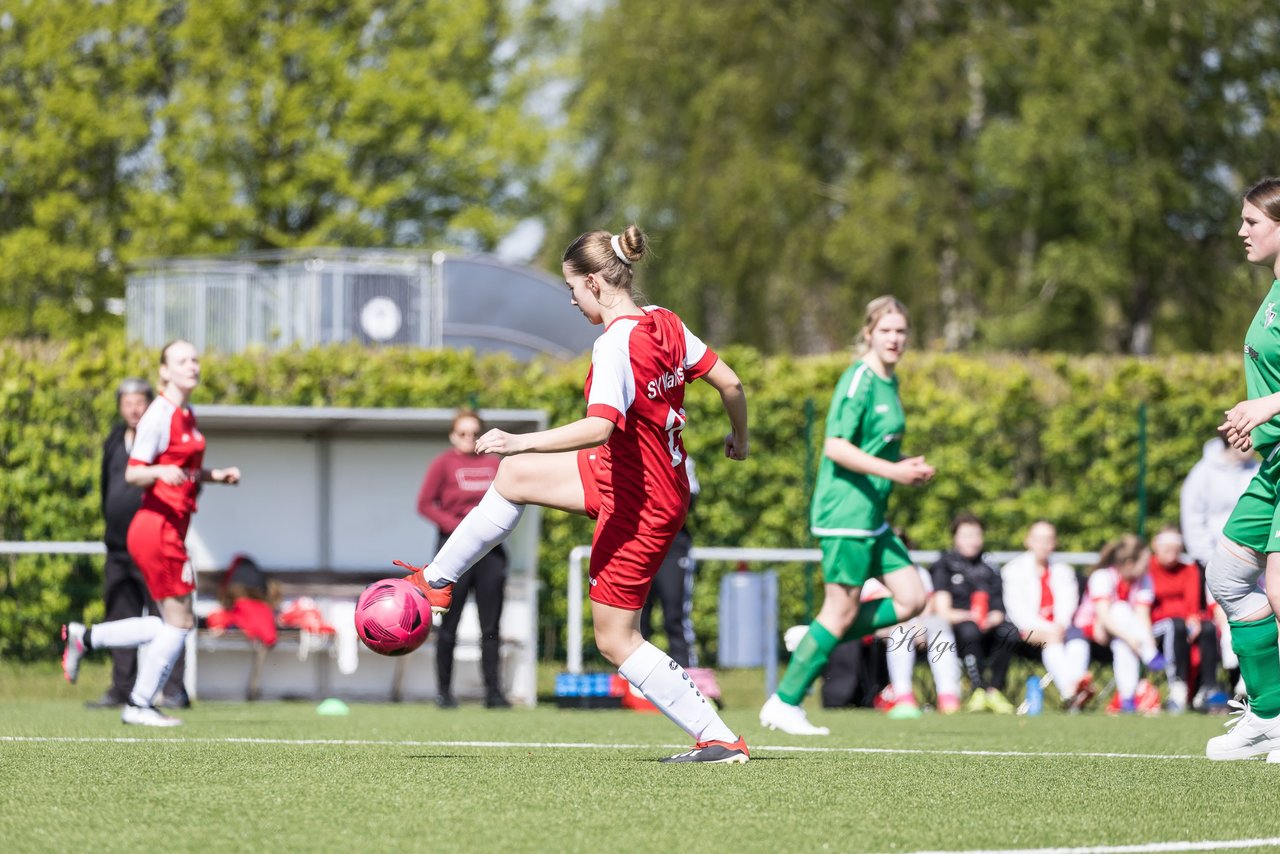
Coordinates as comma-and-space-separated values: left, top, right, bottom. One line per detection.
128, 395, 206, 519
583, 306, 718, 522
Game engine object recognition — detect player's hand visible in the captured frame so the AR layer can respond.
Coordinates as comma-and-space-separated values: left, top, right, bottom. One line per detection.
892, 456, 935, 486
724, 432, 749, 460
1218, 417, 1254, 452
156, 465, 190, 486
1187, 617, 1201, 642
475, 428, 527, 456
1222, 397, 1280, 444
213, 467, 241, 485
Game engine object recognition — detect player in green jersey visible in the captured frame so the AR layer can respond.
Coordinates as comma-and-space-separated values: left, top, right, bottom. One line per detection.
1205, 177, 1280, 759
760, 296, 935, 735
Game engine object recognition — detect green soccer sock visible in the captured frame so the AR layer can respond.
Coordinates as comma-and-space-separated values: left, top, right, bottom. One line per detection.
843, 597, 901, 642
1229, 616, 1280, 719
775, 621, 840, 706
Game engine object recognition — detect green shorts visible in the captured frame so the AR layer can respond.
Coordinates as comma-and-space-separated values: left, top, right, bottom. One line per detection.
819, 527, 914, 587
1222, 443, 1280, 553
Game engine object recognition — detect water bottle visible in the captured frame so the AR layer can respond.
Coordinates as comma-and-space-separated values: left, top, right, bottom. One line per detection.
1024, 674, 1044, 716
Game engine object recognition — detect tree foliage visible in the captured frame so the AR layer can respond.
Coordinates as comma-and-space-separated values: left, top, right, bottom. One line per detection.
0, 0, 557, 335
555, 0, 1280, 354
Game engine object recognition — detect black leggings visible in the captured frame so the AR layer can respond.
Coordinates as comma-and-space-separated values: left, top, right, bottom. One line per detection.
640, 528, 696, 668
1153, 617, 1220, 688
953, 620, 1019, 692
435, 545, 507, 696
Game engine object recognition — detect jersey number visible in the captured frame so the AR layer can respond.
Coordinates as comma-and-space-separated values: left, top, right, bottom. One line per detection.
664, 407, 687, 467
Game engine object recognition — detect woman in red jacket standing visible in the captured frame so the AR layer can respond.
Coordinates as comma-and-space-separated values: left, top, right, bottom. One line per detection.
416, 410, 508, 708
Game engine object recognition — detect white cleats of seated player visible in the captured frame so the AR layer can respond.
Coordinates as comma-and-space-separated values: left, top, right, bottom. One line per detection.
122, 703, 182, 728
1205, 699, 1280, 760
759, 694, 830, 736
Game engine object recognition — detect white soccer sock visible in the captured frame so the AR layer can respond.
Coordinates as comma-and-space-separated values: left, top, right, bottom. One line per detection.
89, 616, 162, 649
1111, 639, 1140, 701
619, 641, 735, 743
429, 487, 524, 583
924, 620, 962, 697
129, 622, 189, 708
886, 624, 918, 699
1041, 642, 1070, 691
1064, 637, 1092, 691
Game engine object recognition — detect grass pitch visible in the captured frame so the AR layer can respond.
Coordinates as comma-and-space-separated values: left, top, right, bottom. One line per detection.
3, 661, 1279, 854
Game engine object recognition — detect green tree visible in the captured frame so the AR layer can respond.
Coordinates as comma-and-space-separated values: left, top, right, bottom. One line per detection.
132, 0, 557, 256
555, 0, 1280, 354
0, 0, 170, 335
0, 1, 559, 335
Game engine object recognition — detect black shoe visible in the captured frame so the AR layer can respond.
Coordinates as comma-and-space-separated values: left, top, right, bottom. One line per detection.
157, 690, 191, 710
85, 693, 126, 710
484, 693, 512, 709
660, 736, 750, 764
436, 692, 458, 709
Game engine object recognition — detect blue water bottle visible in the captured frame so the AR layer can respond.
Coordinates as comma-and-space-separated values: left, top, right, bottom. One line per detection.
1024, 675, 1044, 716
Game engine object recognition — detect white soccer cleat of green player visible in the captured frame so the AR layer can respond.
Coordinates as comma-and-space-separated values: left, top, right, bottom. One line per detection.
1205, 699, 1280, 760
759, 694, 830, 736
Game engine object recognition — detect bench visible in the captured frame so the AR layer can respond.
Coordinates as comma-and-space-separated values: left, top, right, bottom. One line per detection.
189, 569, 534, 704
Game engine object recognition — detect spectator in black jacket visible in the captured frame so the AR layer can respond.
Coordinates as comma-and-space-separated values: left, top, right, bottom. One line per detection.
89, 378, 187, 709
932, 512, 1019, 713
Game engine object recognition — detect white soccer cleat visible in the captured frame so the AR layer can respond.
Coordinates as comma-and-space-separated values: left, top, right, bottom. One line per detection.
759, 694, 830, 736
61, 623, 86, 684
122, 703, 183, 728
783, 625, 809, 654
1205, 699, 1280, 760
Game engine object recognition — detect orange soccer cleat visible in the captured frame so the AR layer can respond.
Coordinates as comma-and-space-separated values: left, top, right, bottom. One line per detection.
392, 560, 454, 615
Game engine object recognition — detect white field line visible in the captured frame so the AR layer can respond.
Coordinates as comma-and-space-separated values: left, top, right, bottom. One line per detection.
0, 734, 1207, 761
907, 838, 1280, 854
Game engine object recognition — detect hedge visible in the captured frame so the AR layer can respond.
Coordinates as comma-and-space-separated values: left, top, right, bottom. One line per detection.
0, 333, 1245, 662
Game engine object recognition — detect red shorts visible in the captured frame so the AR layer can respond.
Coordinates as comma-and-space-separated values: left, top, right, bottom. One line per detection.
577, 448, 685, 611
126, 508, 195, 601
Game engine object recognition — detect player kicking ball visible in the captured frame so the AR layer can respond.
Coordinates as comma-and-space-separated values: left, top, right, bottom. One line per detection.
397, 225, 751, 764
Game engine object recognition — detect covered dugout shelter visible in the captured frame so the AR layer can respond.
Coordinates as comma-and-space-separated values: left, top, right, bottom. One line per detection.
185, 404, 546, 706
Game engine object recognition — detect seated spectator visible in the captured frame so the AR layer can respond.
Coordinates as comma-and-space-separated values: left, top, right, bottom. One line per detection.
1147, 525, 1223, 712
863, 565, 963, 718
1000, 520, 1091, 706
1070, 534, 1166, 714
932, 512, 1020, 714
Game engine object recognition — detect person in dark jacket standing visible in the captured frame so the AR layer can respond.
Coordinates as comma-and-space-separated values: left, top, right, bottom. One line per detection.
932, 512, 1019, 713
88, 378, 187, 709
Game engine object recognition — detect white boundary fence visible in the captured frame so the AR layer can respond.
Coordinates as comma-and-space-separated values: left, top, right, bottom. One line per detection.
567, 545, 1103, 695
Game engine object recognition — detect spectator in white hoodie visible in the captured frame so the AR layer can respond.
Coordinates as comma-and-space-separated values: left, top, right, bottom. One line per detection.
1181, 437, 1258, 567
1001, 520, 1089, 706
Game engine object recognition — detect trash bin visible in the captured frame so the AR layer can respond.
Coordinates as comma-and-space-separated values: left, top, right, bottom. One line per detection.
718, 570, 778, 667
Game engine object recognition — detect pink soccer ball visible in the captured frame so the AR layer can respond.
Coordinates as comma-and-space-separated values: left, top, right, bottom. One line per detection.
354, 578, 430, 656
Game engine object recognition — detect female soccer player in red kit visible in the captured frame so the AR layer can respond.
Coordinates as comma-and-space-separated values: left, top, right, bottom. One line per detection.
63, 339, 240, 726
398, 225, 751, 763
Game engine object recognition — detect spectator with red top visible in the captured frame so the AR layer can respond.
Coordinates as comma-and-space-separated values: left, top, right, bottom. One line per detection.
62, 340, 241, 727
1000, 520, 1091, 708
416, 409, 508, 709
1148, 524, 1223, 713
1071, 534, 1166, 714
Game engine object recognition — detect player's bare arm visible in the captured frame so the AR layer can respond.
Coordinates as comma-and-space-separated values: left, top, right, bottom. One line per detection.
124, 463, 189, 488
476, 416, 614, 456
823, 437, 934, 486
700, 358, 749, 460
